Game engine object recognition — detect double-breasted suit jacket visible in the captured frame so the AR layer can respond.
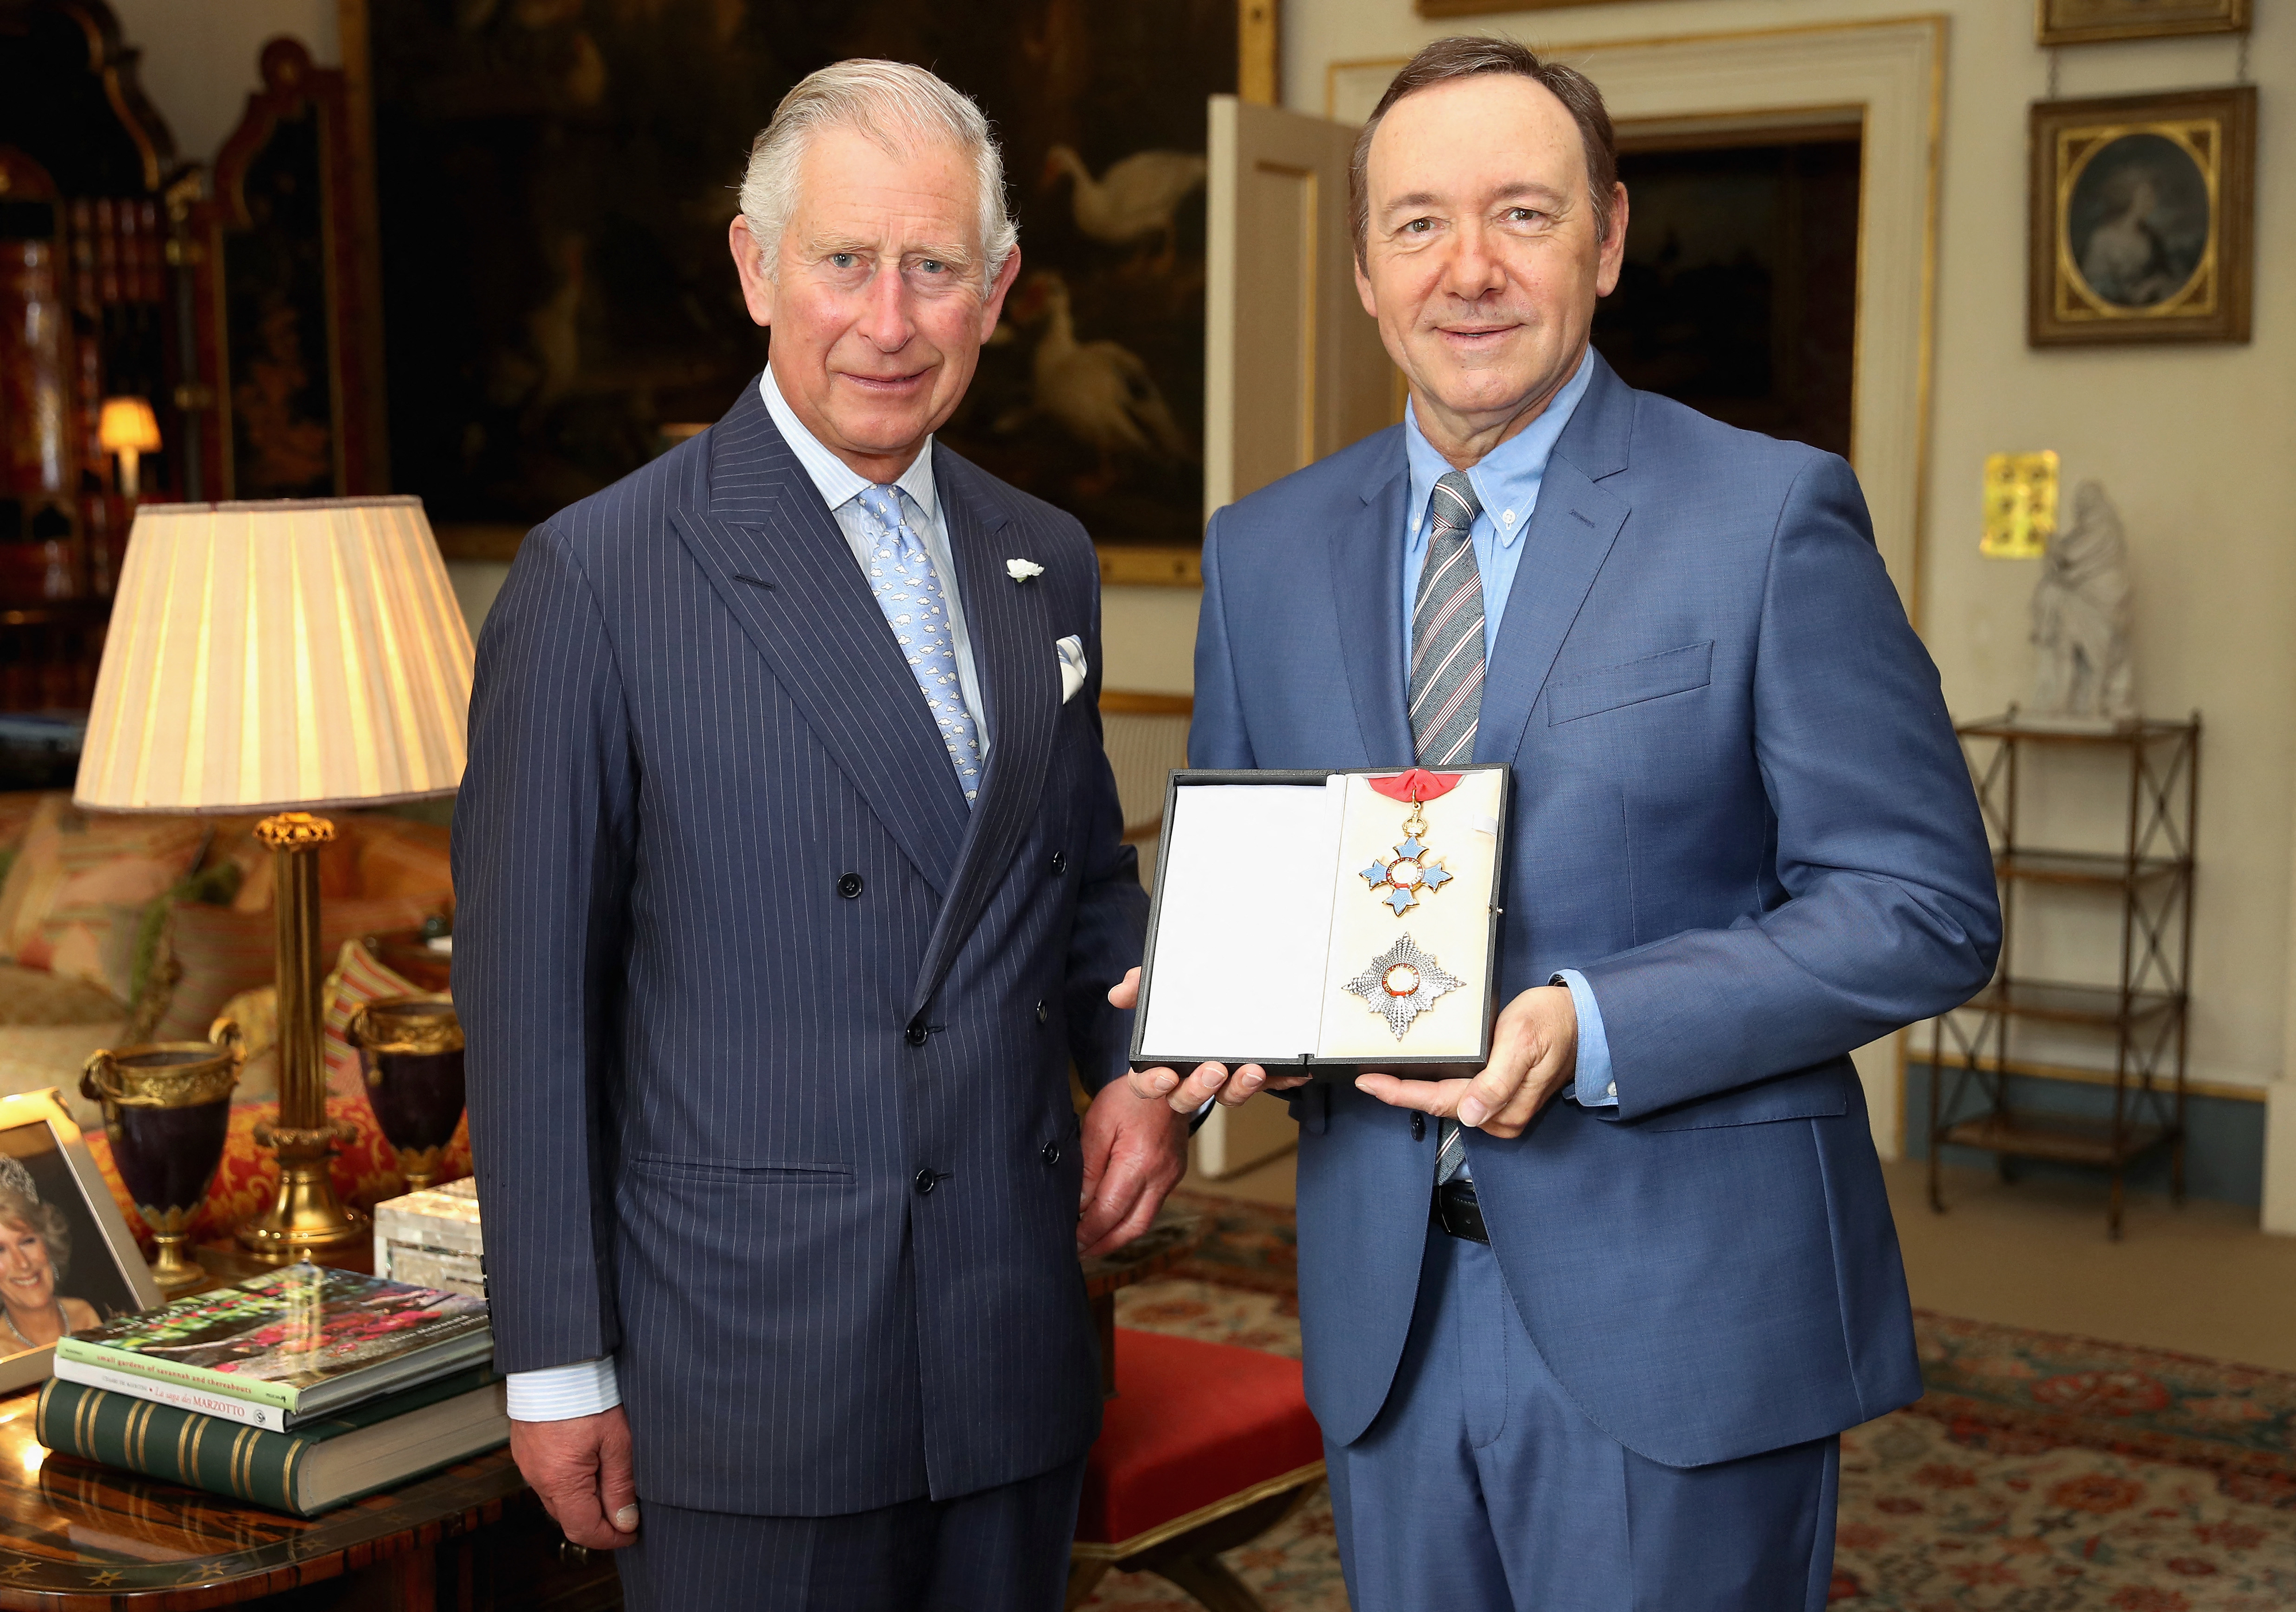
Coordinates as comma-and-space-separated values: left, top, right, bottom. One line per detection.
454, 378, 1146, 1517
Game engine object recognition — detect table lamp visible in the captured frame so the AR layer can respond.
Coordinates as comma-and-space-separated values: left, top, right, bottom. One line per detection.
75, 497, 474, 1262
98, 397, 161, 499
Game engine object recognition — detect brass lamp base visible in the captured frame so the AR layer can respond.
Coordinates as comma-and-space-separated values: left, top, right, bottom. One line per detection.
234, 1122, 370, 1262
235, 812, 370, 1264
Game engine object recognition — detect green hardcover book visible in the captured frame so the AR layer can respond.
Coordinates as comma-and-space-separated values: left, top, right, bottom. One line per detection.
35, 1364, 508, 1516
55, 1263, 491, 1416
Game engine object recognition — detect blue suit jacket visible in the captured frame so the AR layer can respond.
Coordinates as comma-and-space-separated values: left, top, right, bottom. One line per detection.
453, 378, 1146, 1516
1192, 355, 1999, 1466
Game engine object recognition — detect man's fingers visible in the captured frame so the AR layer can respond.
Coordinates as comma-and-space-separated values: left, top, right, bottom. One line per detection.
596, 1413, 639, 1536
1215, 1064, 1270, 1107
1353, 1073, 1473, 1114
511, 1416, 638, 1552
1126, 1063, 1182, 1101
1107, 967, 1141, 1011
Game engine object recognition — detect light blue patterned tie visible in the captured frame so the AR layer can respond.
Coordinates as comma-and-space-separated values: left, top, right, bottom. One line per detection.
853, 484, 982, 806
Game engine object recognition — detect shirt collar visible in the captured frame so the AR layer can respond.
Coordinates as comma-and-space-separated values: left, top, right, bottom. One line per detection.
1403, 345, 1595, 551
758, 366, 939, 523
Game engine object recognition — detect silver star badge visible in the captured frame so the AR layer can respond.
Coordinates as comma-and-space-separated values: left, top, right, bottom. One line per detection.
1344, 933, 1464, 1038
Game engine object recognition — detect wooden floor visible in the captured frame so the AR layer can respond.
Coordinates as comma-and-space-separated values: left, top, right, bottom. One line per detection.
1185, 1145, 2296, 1372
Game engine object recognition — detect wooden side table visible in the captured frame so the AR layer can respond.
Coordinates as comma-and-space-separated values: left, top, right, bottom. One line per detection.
0, 1394, 616, 1609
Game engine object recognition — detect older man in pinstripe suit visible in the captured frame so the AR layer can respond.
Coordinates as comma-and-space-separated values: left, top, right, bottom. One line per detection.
453, 61, 1185, 1610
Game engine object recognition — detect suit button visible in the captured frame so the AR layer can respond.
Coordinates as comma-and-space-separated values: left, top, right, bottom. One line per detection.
837, 872, 864, 899
1411, 1113, 1426, 1141
1050, 850, 1068, 875
905, 1019, 929, 1047
1035, 1001, 1049, 1025
914, 1168, 936, 1196
1041, 1141, 1061, 1166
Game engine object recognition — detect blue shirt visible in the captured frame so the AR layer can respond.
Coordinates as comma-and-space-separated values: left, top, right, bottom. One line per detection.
1398, 349, 1615, 1109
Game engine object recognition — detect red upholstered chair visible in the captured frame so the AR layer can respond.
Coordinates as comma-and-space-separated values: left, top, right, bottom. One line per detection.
1068, 1329, 1326, 1611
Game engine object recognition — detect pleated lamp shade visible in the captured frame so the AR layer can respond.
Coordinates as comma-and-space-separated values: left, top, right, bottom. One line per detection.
76, 497, 474, 814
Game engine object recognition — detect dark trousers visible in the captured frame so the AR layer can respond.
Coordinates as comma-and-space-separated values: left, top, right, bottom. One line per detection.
1327, 1225, 1840, 1611
613, 1456, 1086, 1612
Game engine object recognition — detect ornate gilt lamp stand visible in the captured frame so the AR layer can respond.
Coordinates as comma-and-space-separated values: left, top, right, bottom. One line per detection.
72, 497, 474, 1269
236, 813, 368, 1260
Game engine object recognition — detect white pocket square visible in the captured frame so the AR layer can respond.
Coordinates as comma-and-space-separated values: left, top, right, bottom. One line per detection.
1056, 635, 1087, 704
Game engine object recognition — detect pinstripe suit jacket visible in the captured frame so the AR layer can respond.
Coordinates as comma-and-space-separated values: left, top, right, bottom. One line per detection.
453, 377, 1146, 1516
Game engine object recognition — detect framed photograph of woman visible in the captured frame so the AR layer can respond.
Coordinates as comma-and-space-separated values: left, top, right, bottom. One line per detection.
2037, 0, 2248, 48
0, 1090, 160, 1393
2029, 86, 2254, 347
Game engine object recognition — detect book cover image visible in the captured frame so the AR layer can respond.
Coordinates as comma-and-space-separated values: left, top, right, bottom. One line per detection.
67, 1264, 487, 1389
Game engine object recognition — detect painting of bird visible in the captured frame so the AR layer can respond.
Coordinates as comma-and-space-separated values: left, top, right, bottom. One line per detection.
1003, 271, 1189, 498
1043, 144, 1208, 261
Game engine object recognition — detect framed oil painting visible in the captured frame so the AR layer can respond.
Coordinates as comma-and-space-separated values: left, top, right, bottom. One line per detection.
2037, 0, 2248, 46
2029, 86, 2253, 347
360, 0, 1274, 554
0, 1088, 160, 1394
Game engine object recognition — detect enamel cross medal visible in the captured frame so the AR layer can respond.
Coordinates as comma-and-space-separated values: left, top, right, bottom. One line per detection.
1345, 770, 1467, 1038
1359, 790, 1457, 916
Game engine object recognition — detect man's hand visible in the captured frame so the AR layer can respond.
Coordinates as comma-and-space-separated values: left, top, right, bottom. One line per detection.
1076, 1065, 1190, 1258
1107, 967, 1310, 1113
510, 1407, 640, 1550
1355, 982, 1578, 1139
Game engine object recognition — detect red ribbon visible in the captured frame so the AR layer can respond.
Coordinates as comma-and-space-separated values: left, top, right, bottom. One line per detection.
1367, 768, 1460, 805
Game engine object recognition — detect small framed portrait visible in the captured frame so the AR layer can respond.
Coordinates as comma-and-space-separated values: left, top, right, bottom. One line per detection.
2029, 86, 2255, 347
0, 1090, 160, 1393
2037, 0, 2249, 47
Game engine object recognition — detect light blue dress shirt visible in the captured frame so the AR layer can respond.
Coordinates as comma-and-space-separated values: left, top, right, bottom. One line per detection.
507, 368, 993, 1424
1398, 350, 1615, 1111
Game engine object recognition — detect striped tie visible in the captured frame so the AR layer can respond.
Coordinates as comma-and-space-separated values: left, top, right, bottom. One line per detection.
1411, 469, 1484, 1186
1409, 471, 1486, 768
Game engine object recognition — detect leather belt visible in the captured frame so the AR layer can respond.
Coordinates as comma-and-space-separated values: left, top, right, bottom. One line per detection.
1432, 1179, 1489, 1244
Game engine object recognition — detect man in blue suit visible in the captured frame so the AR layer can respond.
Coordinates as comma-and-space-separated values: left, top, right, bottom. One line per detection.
1124, 38, 1999, 1610
455, 61, 1184, 1610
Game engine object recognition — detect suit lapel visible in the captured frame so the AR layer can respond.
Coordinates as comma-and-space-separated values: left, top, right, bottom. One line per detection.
1475, 358, 1635, 766
906, 450, 1058, 1017
1330, 450, 1414, 768
669, 383, 968, 894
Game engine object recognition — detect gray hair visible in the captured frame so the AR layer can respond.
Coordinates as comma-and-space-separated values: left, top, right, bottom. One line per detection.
739, 60, 1018, 290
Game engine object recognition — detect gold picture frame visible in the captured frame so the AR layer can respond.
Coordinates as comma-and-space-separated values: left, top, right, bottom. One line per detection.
2037, 0, 2248, 46
2029, 86, 2254, 347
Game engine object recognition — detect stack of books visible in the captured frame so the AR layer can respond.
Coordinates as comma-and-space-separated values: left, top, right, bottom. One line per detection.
36, 1263, 507, 1516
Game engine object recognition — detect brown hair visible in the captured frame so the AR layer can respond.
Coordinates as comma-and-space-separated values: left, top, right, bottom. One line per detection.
1349, 37, 1620, 267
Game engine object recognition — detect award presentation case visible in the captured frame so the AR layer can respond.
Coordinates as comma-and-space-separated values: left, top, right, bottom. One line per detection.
1130, 766, 1511, 1082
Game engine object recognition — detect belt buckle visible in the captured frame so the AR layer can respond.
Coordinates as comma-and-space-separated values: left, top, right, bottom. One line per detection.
1433, 1182, 1488, 1244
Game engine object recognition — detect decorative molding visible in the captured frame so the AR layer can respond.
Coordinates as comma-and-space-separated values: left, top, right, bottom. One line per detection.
1240, 0, 1281, 106
431, 523, 528, 564
1098, 545, 1203, 588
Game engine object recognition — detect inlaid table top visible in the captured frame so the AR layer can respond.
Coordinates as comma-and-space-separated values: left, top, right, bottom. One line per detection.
0, 1388, 524, 1609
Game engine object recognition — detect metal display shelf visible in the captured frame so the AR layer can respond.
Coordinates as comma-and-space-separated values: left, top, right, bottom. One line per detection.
1927, 711, 2200, 1238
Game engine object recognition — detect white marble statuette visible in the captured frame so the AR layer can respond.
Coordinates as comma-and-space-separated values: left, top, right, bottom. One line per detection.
2028, 479, 2137, 728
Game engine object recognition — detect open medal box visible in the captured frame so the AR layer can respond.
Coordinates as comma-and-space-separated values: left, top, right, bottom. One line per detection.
1130, 766, 1510, 1082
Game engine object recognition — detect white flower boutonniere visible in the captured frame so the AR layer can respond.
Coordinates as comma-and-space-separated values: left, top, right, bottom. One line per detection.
1006, 558, 1045, 582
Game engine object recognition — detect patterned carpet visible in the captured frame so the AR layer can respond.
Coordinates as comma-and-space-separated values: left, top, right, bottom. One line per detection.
1085, 1191, 2296, 1611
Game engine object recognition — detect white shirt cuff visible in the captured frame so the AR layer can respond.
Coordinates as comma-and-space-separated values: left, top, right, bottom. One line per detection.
505, 1357, 622, 1421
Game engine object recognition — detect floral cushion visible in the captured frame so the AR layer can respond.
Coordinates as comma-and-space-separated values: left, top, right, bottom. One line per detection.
9, 810, 205, 974
82, 1096, 472, 1254
321, 939, 425, 1102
